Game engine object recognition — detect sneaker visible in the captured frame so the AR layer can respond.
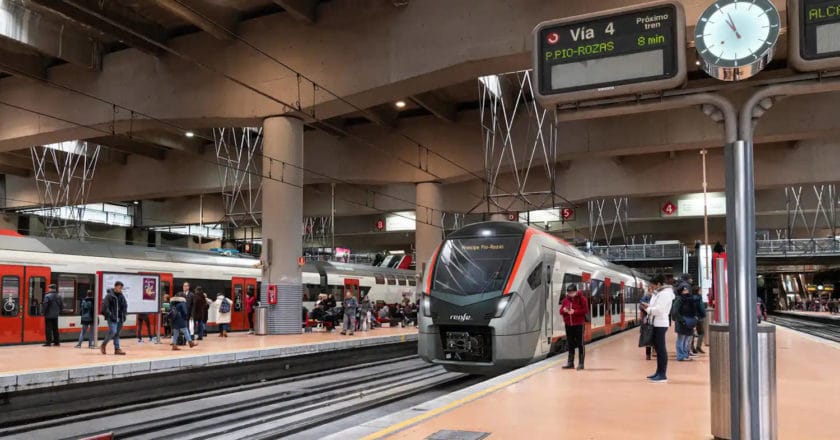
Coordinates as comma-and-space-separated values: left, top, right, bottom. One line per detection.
74, 343, 82, 348
648, 375, 668, 383
646, 374, 658, 380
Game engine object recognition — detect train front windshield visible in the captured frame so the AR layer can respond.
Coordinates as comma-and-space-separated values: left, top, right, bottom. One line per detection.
432, 236, 521, 296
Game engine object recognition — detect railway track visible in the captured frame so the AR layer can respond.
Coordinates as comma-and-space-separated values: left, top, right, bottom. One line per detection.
1, 356, 470, 440
767, 315, 840, 343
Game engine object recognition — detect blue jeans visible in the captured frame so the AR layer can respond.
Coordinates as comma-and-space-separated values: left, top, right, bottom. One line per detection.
102, 321, 123, 350
77, 322, 94, 347
676, 333, 692, 360
172, 327, 192, 345
196, 321, 206, 338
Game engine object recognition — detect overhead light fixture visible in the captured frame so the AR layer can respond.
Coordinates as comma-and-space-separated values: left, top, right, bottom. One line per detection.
695, 60, 701, 66
395, 100, 407, 109
185, 131, 195, 138
133, 200, 140, 205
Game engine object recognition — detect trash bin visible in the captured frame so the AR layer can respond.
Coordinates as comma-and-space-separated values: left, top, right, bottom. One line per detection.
703, 308, 714, 346
255, 306, 268, 335
709, 323, 777, 440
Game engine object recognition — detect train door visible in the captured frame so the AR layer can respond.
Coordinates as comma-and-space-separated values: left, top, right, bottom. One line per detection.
581, 272, 593, 341
617, 281, 627, 329
344, 279, 360, 301
604, 278, 612, 335
540, 250, 554, 354
22, 266, 50, 343
230, 277, 256, 331
0, 265, 25, 344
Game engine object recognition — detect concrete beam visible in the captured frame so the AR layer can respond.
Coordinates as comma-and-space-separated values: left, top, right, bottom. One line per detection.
274, 0, 317, 23
411, 92, 456, 123
130, 130, 205, 155
87, 136, 167, 160
154, 0, 239, 40
364, 104, 399, 128
0, 40, 48, 80
0, 160, 30, 177
30, 0, 168, 57
0, 0, 100, 70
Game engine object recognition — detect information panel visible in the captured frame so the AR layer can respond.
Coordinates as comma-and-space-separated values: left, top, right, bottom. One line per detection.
788, 0, 840, 71
100, 272, 160, 314
533, 1, 686, 106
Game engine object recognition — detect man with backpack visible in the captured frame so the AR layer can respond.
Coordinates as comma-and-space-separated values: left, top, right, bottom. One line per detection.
41, 284, 62, 347
101, 281, 128, 355
76, 290, 96, 348
169, 295, 197, 350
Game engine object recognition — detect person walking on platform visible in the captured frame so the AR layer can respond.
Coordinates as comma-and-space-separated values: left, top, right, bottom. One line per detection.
646, 275, 675, 383
191, 287, 209, 340
136, 312, 153, 343
560, 284, 589, 370
41, 284, 62, 347
639, 288, 653, 360
213, 294, 232, 337
169, 295, 197, 350
671, 281, 699, 361
161, 294, 172, 337
691, 286, 707, 355
101, 281, 128, 355
341, 291, 358, 336
246, 290, 257, 334
76, 290, 96, 348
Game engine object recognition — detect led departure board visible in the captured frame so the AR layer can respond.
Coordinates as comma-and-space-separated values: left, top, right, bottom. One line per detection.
788, 0, 840, 71
533, 1, 686, 106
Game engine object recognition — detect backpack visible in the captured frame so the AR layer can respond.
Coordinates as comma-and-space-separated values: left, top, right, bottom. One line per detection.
219, 299, 231, 314
80, 299, 92, 319
167, 305, 180, 323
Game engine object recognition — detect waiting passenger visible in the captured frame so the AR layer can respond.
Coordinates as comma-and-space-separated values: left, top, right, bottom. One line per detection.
41, 284, 62, 347
169, 295, 197, 350
191, 287, 209, 340
76, 290, 96, 349
359, 294, 372, 331
101, 281, 128, 355
560, 284, 588, 370
639, 288, 653, 360
325, 294, 337, 310
213, 294, 232, 337
691, 286, 707, 355
246, 290, 257, 334
136, 312, 153, 343
341, 292, 358, 336
646, 275, 675, 383
161, 294, 171, 337
671, 281, 699, 361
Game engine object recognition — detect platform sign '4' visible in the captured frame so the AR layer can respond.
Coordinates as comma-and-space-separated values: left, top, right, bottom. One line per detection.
662, 201, 677, 216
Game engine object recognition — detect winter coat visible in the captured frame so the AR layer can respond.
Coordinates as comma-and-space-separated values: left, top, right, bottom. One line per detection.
213, 296, 232, 324
343, 296, 358, 316
360, 297, 372, 313
79, 297, 95, 324
640, 293, 652, 323
647, 285, 676, 328
560, 293, 589, 326
246, 294, 257, 314
691, 293, 707, 320
671, 294, 699, 335
41, 291, 63, 319
102, 289, 128, 323
191, 291, 209, 322
170, 296, 189, 329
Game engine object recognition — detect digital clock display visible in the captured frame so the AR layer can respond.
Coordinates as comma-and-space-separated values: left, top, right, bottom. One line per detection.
801, 0, 840, 57
534, 3, 683, 105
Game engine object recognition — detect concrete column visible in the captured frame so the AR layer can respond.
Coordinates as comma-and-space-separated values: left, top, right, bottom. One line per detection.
415, 182, 443, 280
262, 116, 304, 334
489, 213, 508, 222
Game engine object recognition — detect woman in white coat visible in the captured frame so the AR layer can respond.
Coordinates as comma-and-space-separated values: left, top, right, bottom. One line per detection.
212, 294, 232, 337
645, 274, 675, 383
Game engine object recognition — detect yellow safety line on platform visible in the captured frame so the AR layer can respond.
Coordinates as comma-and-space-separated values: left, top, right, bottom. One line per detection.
362, 331, 628, 440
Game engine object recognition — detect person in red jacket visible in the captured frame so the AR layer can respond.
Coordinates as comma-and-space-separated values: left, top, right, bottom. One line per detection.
560, 283, 589, 370
245, 290, 257, 334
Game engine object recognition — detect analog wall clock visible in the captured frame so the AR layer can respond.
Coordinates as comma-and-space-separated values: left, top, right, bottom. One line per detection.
695, 0, 781, 81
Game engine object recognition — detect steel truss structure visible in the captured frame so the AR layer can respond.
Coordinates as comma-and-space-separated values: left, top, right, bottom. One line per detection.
213, 127, 263, 227
786, 184, 837, 241
29, 142, 101, 239
302, 216, 332, 245
588, 197, 630, 246
478, 70, 561, 213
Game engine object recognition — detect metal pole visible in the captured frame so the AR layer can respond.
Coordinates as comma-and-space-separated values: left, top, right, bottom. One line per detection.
716, 257, 728, 324
330, 183, 336, 254
702, 149, 711, 282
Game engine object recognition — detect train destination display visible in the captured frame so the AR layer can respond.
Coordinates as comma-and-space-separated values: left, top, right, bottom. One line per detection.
533, 1, 686, 106
788, 0, 840, 71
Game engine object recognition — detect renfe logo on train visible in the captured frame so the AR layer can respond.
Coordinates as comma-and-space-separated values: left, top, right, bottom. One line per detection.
450, 313, 472, 322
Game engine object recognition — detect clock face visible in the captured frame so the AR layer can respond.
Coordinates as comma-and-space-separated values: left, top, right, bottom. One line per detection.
695, 0, 780, 79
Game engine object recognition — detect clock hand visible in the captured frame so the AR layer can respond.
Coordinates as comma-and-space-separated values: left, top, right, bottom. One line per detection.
726, 13, 742, 39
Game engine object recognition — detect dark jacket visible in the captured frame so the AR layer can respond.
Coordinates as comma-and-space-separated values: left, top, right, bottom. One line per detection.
671, 294, 698, 335
41, 290, 62, 319
170, 296, 189, 329
325, 296, 337, 310
560, 293, 589, 326
691, 293, 707, 320
102, 289, 128, 323
79, 297, 95, 324
191, 291, 209, 322
343, 296, 358, 315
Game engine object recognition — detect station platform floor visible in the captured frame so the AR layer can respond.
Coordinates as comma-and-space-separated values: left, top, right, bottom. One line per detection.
777, 310, 840, 321
337, 325, 840, 440
0, 326, 417, 392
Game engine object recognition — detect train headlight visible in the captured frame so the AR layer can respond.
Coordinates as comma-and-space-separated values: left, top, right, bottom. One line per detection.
422, 297, 432, 317
494, 296, 511, 318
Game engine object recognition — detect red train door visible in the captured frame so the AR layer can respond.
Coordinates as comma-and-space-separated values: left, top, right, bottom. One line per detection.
344, 279, 360, 300
23, 266, 51, 343
604, 278, 612, 335
230, 277, 257, 331
0, 265, 25, 344
581, 272, 592, 342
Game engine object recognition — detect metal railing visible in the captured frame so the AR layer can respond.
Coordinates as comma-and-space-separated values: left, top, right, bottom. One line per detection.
584, 243, 684, 261
756, 238, 840, 257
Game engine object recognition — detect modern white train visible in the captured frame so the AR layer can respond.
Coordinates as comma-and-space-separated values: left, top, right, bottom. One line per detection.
0, 231, 416, 345
417, 222, 649, 374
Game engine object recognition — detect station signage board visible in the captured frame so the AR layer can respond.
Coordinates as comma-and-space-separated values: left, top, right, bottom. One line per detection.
267, 284, 277, 305
561, 207, 575, 221
533, 1, 686, 106
788, 0, 840, 71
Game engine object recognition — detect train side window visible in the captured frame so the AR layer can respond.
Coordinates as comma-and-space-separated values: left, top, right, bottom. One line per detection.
374, 274, 385, 285
559, 274, 582, 304
28, 276, 46, 316
527, 263, 543, 290
590, 280, 604, 317
386, 276, 396, 286
408, 278, 416, 286
1, 276, 20, 317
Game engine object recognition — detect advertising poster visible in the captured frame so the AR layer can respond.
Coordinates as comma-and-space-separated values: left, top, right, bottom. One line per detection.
101, 272, 160, 314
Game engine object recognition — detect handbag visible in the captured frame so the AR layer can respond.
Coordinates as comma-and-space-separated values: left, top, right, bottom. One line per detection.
638, 320, 654, 347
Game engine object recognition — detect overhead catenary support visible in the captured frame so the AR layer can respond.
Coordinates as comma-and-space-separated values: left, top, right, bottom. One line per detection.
155, 0, 239, 40
587, 197, 629, 246
274, 0, 317, 23
213, 127, 263, 227
86, 136, 167, 161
